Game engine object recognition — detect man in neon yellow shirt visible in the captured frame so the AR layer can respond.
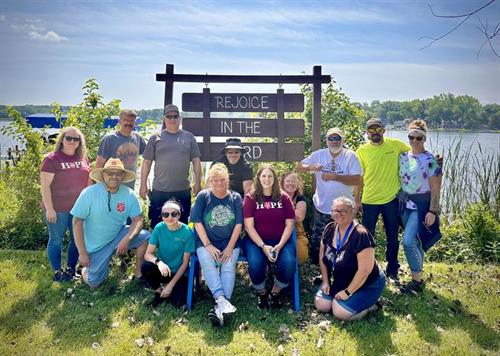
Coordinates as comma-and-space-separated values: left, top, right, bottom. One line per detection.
355, 118, 410, 280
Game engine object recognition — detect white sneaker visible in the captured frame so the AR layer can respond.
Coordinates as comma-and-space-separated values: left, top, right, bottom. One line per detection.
216, 297, 236, 315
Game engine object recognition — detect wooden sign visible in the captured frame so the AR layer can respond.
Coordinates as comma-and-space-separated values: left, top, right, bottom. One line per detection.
182, 117, 304, 137
206, 143, 304, 162
182, 93, 304, 112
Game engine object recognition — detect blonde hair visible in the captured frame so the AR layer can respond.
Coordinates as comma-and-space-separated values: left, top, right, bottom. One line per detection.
208, 163, 230, 181
53, 126, 87, 159
408, 119, 428, 133
280, 171, 304, 197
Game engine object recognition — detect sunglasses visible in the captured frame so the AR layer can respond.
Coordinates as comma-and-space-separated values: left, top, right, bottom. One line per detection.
165, 114, 180, 120
327, 136, 342, 142
367, 127, 383, 134
408, 135, 424, 141
103, 171, 124, 177
64, 136, 81, 142
226, 150, 241, 154
162, 211, 180, 218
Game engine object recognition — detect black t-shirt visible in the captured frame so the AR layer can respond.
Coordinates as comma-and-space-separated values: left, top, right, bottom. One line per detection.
294, 194, 306, 206
321, 222, 380, 296
212, 156, 253, 197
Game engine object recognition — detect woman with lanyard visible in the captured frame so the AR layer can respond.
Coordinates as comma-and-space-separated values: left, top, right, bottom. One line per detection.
314, 196, 385, 320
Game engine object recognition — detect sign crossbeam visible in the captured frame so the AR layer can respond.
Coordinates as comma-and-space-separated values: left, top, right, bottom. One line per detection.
157, 73, 331, 84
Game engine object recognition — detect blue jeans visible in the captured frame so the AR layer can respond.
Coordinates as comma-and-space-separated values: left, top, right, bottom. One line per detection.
362, 198, 400, 274
244, 237, 296, 290
46, 211, 79, 272
311, 208, 331, 265
196, 246, 240, 300
402, 209, 424, 273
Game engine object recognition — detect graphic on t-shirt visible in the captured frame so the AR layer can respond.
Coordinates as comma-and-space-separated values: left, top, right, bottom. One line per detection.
60, 160, 85, 170
116, 142, 139, 169
256, 201, 283, 209
116, 202, 125, 213
321, 160, 345, 175
207, 204, 235, 228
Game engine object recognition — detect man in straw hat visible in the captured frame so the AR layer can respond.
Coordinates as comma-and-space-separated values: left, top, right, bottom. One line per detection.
71, 158, 150, 288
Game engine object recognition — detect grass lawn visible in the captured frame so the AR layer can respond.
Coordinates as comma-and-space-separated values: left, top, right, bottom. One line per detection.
0, 249, 498, 355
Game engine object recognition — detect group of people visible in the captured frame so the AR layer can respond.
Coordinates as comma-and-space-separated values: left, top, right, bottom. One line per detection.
40, 104, 442, 325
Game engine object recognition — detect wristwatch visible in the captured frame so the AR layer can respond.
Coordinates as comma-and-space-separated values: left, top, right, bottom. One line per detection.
344, 288, 351, 297
154, 258, 160, 265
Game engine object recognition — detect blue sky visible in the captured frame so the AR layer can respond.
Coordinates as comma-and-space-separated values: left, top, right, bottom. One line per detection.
1, 0, 499, 109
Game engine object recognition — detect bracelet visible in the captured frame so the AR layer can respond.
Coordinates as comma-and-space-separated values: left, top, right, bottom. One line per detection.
259, 242, 265, 249
205, 242, 212, 248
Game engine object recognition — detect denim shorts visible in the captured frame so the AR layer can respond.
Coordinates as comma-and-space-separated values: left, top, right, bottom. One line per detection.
87, 225, 150, 287
316, 272, 386, 314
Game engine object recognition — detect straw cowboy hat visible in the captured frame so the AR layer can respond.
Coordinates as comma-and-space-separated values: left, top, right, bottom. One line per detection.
90, 158, 136, 183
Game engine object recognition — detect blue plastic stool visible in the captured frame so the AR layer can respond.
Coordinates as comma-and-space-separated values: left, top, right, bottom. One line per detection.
186, 228, 300, 312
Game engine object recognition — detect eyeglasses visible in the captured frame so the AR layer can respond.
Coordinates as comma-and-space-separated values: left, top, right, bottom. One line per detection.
165, 114, 180, 120
64, 136, 81, 142
162, 211, 180, 218
327, 136, 342, 142
408, 135, 424, 141
103, 171, 124, 177
367, 127, 383, 134
332, 209, 348, 216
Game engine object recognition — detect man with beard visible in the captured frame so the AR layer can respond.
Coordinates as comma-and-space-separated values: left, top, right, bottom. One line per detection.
297, 128, 361, 264
96, 109, 146, 190
355, 118, 410, 281
72, 158, 150, 288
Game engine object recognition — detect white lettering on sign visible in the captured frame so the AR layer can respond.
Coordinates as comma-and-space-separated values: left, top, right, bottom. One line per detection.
220, 121, 233, 134
214, 95, 270, 110
236, 121, 261, 134
243, 145, 262, 160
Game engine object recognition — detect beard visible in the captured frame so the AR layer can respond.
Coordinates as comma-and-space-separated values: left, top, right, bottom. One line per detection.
370, 134, 382, 143
329, 146, 342, 155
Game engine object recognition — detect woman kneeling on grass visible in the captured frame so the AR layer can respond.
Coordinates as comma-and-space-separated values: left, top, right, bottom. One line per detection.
142, 200, 194, 307
192, 163, 243, 327
315, 196, 385, 321
243, 164, 296, 309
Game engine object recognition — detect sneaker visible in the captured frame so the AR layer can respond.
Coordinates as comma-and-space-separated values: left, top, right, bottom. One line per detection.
53, 270, 72, 282
65, 267, 81, 280
208, 306, 224, 327
385, 270, 400, 282
269, 292, 283, 309
257, 292, 269, 310
150, 292, 165, 308
400, 280, 424, 294
216, 297, 236, 315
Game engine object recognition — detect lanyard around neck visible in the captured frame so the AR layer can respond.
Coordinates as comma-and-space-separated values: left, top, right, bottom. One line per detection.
335, 222, 354, 251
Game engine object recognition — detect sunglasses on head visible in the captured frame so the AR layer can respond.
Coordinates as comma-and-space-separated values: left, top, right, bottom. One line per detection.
64, 136, 81, 142
327, 136, 342, 142
408, 135, 424, 141
367, 127, 383, 134
165, 114, 180, 120
162, 211, 180, 218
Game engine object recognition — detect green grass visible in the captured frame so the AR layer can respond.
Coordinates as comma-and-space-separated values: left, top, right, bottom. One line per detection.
0, 250, 498, 355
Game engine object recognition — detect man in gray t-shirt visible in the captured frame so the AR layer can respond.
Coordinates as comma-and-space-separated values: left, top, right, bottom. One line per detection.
140, 104, 202, 227
96, 109, 146, 189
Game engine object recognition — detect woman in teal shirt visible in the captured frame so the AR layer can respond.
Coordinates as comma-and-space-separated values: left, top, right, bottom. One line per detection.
141, 200, 195, 307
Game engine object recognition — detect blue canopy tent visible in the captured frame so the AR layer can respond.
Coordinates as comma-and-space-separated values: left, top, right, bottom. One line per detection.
25, 114, 144, 129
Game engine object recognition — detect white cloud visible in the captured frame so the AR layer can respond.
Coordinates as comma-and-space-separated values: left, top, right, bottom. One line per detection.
0, 14, 5, 22
28, 30, 67, 42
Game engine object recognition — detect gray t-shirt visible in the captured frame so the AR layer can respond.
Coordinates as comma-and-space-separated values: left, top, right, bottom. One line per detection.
143, 129, 201, 192
97, 131, 146, 189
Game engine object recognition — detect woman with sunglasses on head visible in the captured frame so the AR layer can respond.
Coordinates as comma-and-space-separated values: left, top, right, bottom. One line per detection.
243, 164, 296, 309
40, 127, 90, 282
314, 196, 385, 321
141, 200, 194, 307
398, 119, 442, 294
191, 163, 243, 327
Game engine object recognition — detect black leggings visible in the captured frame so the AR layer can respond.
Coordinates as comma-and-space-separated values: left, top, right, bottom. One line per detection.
141, 261, 188, 307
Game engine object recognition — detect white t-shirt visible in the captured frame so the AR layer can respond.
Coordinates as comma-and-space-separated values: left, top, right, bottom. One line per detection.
301, 148, 362, 214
